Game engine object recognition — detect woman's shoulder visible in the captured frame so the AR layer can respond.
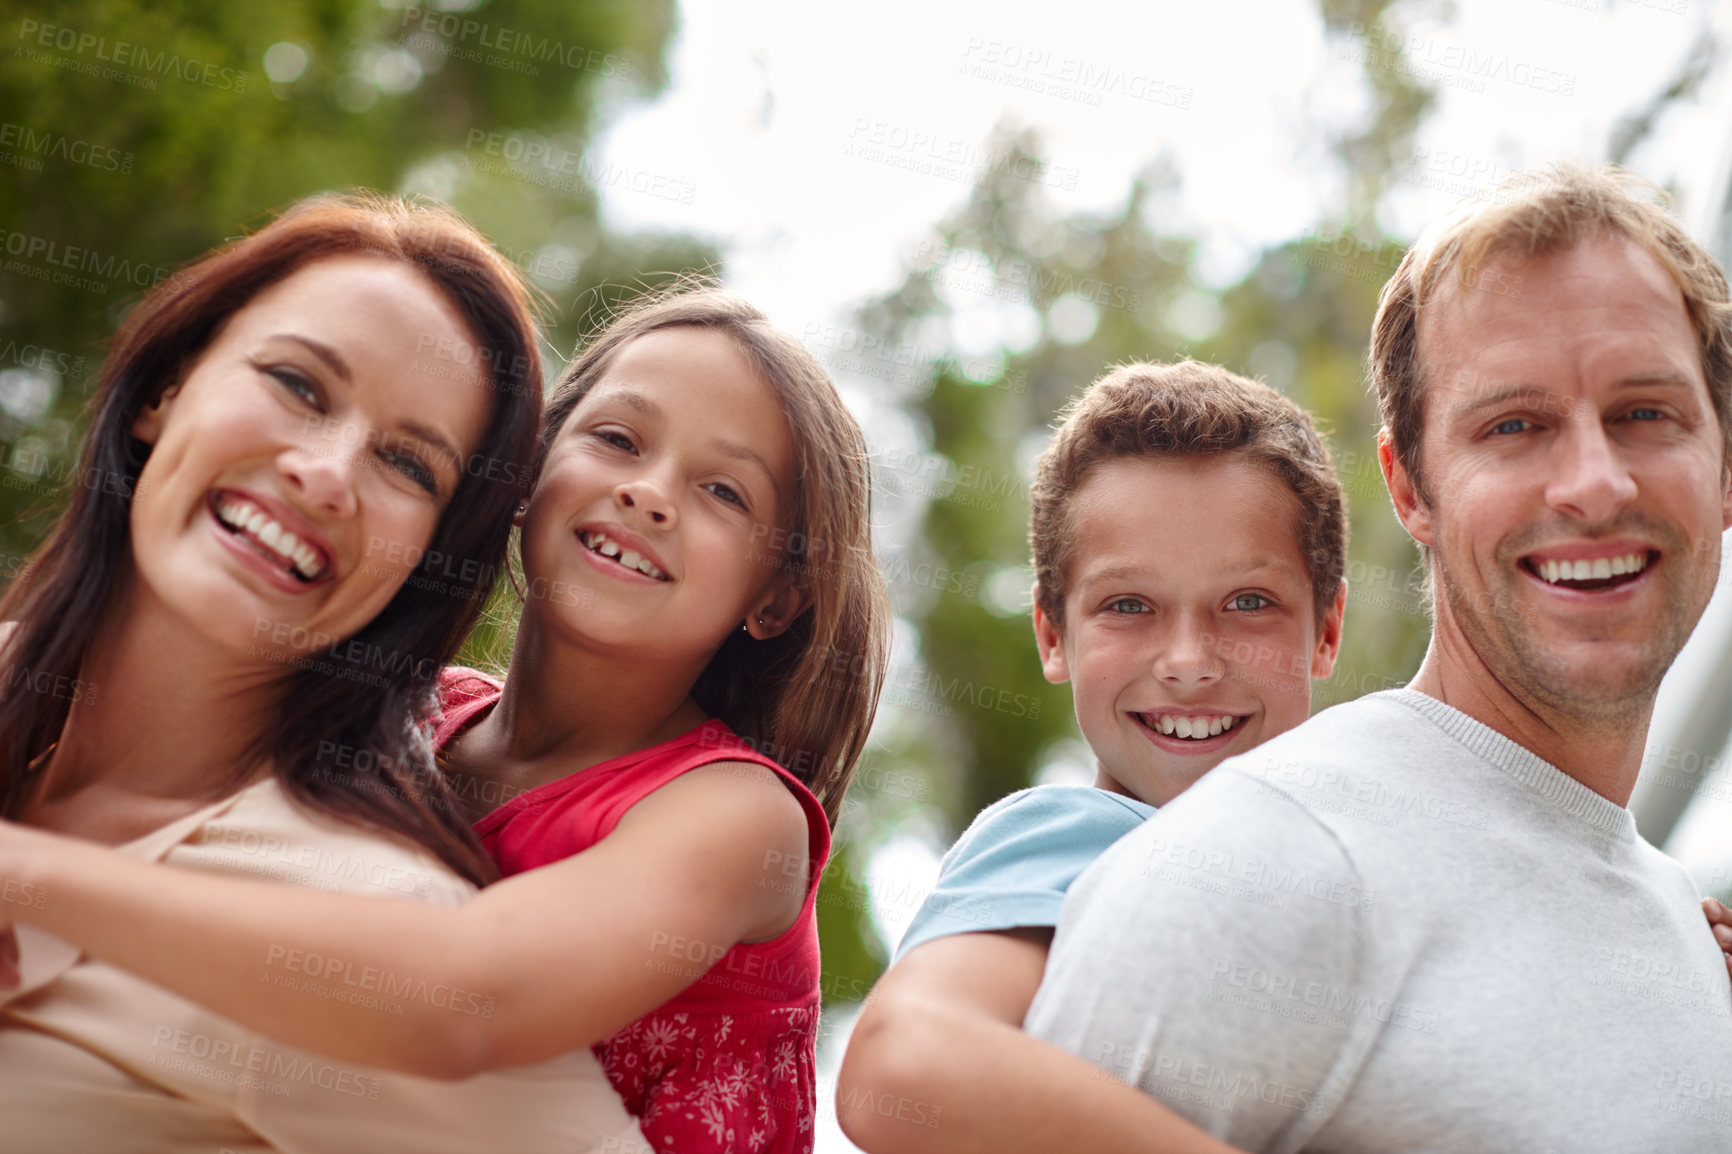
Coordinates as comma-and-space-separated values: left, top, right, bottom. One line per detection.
173, 777, 476, 905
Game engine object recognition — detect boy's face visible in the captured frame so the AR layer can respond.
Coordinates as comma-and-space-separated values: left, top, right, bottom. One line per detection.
1033, 454, 1345, 807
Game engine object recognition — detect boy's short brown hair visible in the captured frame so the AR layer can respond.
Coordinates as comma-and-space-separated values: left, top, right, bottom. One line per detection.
1030, 360, 1347, 627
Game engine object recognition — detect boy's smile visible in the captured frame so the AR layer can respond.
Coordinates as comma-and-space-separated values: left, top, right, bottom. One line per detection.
1034, 454, 1344, 807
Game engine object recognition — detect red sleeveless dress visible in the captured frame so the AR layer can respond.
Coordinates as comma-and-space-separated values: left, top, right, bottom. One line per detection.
434, 668, 826, 1154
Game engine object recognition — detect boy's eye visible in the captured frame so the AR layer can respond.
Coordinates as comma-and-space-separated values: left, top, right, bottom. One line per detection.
705, 481, 745, 508
1107, 597, 1147, 614
1229, 593, 1271, 612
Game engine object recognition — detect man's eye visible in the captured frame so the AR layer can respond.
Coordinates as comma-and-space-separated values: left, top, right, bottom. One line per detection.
1229, 593, 1271, 612
1107, 598, 1146, 614
1490, 418, 1529, 436
1627, 407, 1663, 421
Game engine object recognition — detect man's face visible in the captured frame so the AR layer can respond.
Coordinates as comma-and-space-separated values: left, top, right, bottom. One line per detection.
1390, 235, 1732, 720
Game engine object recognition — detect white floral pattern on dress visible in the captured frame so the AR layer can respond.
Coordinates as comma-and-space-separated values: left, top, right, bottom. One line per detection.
597, 1004, 819, 1154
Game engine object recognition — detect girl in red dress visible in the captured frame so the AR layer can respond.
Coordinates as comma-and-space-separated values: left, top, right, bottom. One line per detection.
0, 288, 891, 1154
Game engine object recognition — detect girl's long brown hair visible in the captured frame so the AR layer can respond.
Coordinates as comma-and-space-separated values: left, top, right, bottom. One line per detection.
0, 193, 543, 885
537, 285, 889, 826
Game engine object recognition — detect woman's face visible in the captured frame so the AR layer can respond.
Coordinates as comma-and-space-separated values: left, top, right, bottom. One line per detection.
127, 255, 493, 663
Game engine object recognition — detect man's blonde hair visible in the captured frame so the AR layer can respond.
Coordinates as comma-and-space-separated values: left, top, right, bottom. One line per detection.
1370, 162, 1732, 501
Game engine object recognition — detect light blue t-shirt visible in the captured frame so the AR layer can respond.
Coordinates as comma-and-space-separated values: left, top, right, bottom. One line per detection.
894, 785, 1155, 962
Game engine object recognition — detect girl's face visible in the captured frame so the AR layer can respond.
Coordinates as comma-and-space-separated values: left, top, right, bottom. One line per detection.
521, 326, 803, 659
127, 256, 493, 663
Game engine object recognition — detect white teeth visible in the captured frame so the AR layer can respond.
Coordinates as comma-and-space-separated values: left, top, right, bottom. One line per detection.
582, 532, 666, 580
1153, 713, 1235, 740
290, 543, 321, 578
214, 497, 325, 580
1535, 552, 1648, 585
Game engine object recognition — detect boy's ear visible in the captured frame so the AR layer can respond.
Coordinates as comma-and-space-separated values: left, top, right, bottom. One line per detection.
1378, 428, 1433, 547
745, 578, 810, 641
130, 384, 184, 445
1310, 578, 1347, 681
1032, 598, 1070, 684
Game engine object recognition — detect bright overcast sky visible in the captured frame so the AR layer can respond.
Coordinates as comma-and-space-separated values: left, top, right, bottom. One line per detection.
591, 0, 1732, 332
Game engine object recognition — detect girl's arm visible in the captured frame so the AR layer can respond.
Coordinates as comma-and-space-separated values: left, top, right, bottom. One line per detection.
0, 760, 809, 1079
837, 929, 1242, 1154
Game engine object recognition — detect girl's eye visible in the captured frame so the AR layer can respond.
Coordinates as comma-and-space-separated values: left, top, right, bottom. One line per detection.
597, 430, 636, 452
1490, 418, 1529, 436
381, 447, 438, 495
1107, 598, 1146, 615
1229, 593, 1271, 612
705, 481, 745, 507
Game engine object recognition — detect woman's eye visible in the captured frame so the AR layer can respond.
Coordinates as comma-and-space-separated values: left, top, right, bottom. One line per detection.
1107, 598, 1146, 614
1229, 593, 1271, 612
597, 430, 636, 452
705, 481, 745, 507
265, 365, 319, 407
1490, 418, 1529, 436
381, 448, 438, 495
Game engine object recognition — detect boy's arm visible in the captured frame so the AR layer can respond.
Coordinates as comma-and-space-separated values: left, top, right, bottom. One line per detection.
837, 928, 1242, 1154
0, 760, 809, 1078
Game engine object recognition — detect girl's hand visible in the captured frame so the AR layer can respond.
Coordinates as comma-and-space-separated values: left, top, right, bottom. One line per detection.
1705, 897, 1732, 983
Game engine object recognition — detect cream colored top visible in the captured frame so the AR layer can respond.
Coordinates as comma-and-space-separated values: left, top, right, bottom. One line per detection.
0, 777, 650, 1154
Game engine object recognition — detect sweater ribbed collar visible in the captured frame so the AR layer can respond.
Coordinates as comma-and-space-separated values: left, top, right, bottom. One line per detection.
1381, 688, 1634, 840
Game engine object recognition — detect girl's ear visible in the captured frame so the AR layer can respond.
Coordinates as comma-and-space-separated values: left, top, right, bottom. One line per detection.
130, 384, 184, 445
744, 579, 810, 640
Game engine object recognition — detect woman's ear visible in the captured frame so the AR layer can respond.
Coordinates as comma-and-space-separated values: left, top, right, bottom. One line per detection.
130, 385, 183, 445
744, 579, 811, 640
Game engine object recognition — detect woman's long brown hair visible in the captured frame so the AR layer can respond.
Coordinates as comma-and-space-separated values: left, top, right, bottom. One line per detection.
0, 193, 543, 886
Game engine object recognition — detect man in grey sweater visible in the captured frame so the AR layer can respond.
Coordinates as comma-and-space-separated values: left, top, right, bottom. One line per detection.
1026, 164, 1732, 1153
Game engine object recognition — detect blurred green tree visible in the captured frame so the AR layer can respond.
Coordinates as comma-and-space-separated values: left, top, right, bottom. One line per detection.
0, 0, 715, 596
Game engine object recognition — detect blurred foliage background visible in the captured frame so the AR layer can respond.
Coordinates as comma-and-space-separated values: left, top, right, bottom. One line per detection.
1, 0, 1715, 1017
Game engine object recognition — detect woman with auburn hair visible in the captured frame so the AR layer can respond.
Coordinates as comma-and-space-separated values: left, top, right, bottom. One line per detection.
0, 194, 646, 1154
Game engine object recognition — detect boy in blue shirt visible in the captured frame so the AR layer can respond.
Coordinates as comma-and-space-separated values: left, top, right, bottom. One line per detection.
838, 360, 1349, 1154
